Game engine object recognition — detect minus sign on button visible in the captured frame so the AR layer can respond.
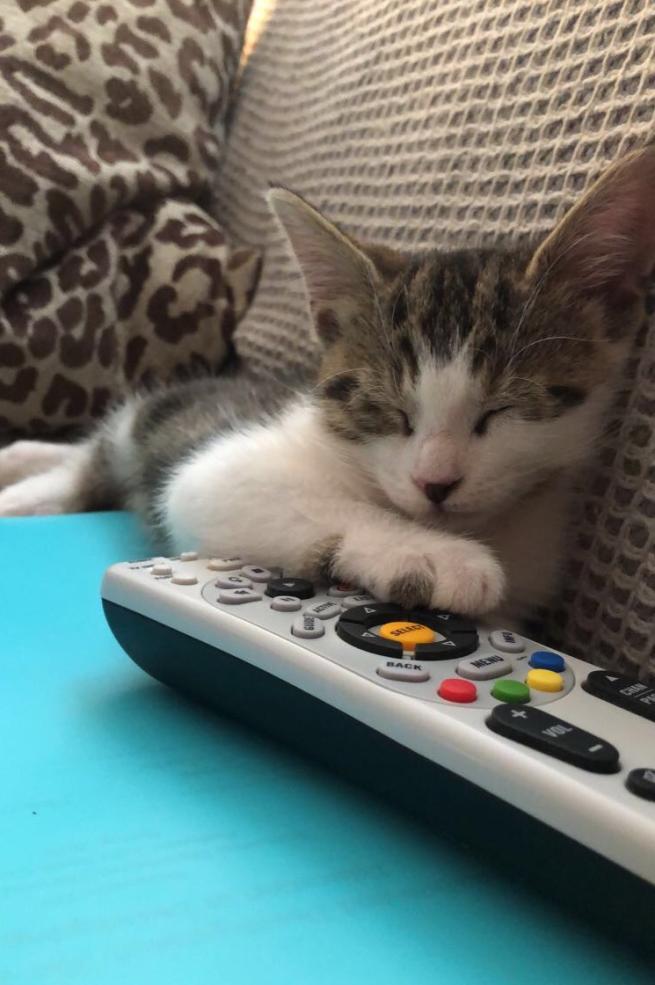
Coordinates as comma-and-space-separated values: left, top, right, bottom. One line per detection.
588, 744, 604, 752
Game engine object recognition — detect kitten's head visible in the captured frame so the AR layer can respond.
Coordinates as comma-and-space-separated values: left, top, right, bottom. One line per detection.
269, 146, 655, 523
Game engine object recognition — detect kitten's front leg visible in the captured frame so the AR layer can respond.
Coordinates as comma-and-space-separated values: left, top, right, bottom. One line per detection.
331, 506, 506, 615
165, 447, 504, 617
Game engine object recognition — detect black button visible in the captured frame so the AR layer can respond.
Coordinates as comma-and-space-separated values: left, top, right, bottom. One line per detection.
265, 578, 315, 600
339, 602, 405, 628
336, 620, 404, 657
486, 704, 620, 774
410, 610, 477, 634
414, 632, 479, 661
626, 768, 655, 801
582, 671, 655, 723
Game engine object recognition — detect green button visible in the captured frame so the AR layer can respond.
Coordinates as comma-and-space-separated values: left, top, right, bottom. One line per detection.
491, 679, 530, 704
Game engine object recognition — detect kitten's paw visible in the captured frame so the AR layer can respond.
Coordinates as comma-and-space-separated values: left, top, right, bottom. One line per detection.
425, 539, 506, 615
0, 440, 73, 489
0, 471, 74, 516
352, 538, 505, 616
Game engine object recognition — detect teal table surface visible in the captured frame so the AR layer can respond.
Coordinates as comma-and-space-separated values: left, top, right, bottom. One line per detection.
1, 512, 652, 985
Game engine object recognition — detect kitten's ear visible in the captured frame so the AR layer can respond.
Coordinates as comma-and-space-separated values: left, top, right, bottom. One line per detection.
267, 188, 378, 345
527, 144, 655, 302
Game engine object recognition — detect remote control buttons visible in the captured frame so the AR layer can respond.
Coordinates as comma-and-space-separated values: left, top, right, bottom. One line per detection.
270, 596, 302, 612
241, 565, 274, 582
378, 621, 435, 651
438, 679, 477, 703
341, 594, 377, 609
291, 614, 325, 639
487, 705, 620, 773
337, 604, 478, 660
336, 621, 403, 656
151, 563, 173, 577
414, 637, 477, 660
327, 583, 358, 597
491, 680, 530, 704
582, 671, 655, 723
525, 669, 563, 693
457, 653, 512, 680
179, 551, 198, 561
217, 588, 262, 604
208, 557, 244, 571
171, 572, 198, 586
214, 574, 253, 589
377, 660, 430, 683
488, 630, 525, 653
626, 769, 655, 802
529, 650, 565, 672
305, 601, 341, 620
266, 578, 315, 600
340, 602, 404, 625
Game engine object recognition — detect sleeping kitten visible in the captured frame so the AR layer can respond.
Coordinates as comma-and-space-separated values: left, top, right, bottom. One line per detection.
1, 146, 654, 626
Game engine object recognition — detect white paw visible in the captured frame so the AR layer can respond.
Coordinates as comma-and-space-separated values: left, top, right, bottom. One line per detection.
0, 471, 75, 516
339, 532, 505, 617
425, 539, 506, 615
0, 440, 74, 489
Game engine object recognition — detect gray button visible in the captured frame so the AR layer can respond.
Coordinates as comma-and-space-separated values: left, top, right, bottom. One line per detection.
489, 630, 525, 654
151, 563, 172, 577
327, 583, 358, 598
171, 572, 198, 586
305, 601, 341, 620
208, 557, 244, 571
270, 596, 302, 612
291, 614, 325, 639
217, 588, 262, 604
341, 594, 376, 609
457, 653, 512, 680
214, 574, 253, 589
377, 661, 430, 683
179, 551, 198, 562
242, 565, 274, 582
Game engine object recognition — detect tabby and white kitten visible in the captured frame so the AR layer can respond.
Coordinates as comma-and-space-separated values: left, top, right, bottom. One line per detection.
1, 147, 654, 625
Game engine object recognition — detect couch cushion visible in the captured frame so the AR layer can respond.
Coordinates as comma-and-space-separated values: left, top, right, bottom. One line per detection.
0, 0, 258, 435
217, 0, 655, 679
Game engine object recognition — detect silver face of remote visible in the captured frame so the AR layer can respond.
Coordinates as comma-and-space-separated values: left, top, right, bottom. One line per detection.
101, 553, 655, 886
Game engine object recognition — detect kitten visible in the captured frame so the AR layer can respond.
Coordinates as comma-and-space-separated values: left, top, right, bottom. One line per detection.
1, 146, 654, 626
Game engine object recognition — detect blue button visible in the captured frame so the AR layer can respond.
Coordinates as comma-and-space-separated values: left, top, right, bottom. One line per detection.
529, 650, 565, 672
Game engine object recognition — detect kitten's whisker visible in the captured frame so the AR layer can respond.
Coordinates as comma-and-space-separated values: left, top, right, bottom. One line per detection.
508, 231, 596, 358
507, 335, 593, 367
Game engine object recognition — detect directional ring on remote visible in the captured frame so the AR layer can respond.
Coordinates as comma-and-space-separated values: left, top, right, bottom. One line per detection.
335, 603, 478, 660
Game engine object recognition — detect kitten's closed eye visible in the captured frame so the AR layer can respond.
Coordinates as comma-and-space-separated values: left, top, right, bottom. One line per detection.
473, 406, 513, 437
399, 410, 414, 436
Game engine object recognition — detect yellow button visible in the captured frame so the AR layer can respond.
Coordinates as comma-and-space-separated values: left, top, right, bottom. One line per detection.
526, 668, 563, 693
378, 621, 435, 651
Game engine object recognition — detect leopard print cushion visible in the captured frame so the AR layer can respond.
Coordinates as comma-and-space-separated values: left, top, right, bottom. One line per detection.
0, 0, 258, 435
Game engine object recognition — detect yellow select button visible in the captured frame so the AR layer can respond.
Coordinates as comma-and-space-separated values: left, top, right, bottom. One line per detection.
378, 621, 435, 651
526, 668, 564, 693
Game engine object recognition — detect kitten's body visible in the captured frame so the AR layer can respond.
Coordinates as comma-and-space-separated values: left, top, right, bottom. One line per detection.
1, 145, 654, 628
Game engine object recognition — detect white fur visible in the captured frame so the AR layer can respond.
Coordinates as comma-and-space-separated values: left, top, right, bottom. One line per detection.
162, 399, 507, 616
0, 445, 90, 515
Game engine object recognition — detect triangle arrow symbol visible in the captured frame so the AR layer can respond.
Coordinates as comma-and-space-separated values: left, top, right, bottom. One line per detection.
606, 676, 619, 682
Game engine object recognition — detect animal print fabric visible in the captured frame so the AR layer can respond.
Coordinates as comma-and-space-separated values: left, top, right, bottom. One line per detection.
217, 0, 655, 680
0, 0, 257, 434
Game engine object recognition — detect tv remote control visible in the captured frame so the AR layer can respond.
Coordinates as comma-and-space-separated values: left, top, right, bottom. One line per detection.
101, 553, 655, 885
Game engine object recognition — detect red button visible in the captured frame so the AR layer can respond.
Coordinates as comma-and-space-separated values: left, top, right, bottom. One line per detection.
438, 678, 477, 703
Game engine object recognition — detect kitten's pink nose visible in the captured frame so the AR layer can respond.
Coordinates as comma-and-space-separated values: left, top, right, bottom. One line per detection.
413, 476, 462, 504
